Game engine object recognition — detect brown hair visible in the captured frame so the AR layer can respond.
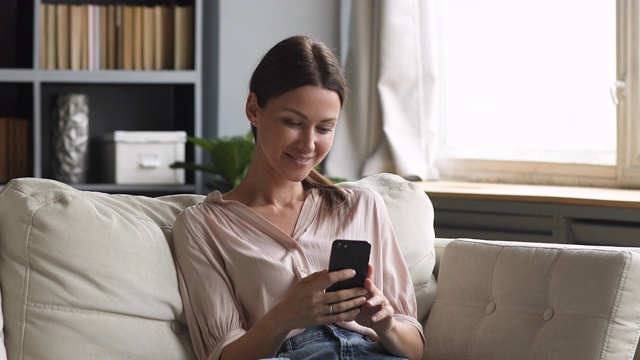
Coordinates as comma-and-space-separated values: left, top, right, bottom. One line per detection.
249, 35, 348, 211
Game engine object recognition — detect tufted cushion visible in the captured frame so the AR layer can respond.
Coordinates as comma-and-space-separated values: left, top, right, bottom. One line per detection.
340, 173, 437, 322
425, 239, 640, 360
0, 178, 204, 359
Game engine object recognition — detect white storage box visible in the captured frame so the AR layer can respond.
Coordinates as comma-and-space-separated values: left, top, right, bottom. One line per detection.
101, 131, 187, 184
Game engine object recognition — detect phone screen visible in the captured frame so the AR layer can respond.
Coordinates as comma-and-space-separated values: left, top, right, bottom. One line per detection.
326, 239, 371, 292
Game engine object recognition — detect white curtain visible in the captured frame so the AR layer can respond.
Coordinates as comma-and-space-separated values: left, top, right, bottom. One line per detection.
325, 0, 440, 181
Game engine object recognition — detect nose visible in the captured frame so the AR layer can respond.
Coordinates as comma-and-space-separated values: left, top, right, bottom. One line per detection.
297, 128, 315, 152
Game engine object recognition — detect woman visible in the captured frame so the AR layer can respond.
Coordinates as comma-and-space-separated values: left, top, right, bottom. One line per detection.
172, 35, 424, 360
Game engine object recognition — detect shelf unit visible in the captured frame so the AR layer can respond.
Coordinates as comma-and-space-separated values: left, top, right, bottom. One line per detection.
0, 0, 203, 195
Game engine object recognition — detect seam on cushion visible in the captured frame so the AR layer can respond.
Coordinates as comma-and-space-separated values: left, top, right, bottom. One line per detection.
26, 302, 174, 323
528, 249, 561, 360
600, 252, 633, 360
466, 245, 504, 359
18, 192, 90, 360
413, 280, 433, 291
368, 181, 416, 197
19, 199, 44, 360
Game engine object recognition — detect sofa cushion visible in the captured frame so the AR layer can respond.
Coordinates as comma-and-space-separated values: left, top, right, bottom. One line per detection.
0, 178, 204, 359
340, 173, 437, 322
424, 239, 640, 360
0, 288, 5, 359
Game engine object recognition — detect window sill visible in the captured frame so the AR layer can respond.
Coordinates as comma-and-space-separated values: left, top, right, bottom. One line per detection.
414, 181, 640, 210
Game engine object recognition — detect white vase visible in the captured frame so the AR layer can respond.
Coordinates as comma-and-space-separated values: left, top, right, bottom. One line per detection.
52, 94, 89, 184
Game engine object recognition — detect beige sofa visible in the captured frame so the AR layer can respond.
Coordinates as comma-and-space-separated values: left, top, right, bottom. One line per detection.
0, 174, 639, 360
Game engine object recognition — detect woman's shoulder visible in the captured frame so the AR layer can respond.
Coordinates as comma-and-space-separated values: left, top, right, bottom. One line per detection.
176, 191, 229, 222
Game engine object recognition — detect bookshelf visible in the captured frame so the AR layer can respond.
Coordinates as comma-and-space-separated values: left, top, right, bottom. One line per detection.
0, 0, 203, 195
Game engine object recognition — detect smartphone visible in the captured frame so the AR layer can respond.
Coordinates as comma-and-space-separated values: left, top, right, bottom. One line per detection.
326, 239, 371, 292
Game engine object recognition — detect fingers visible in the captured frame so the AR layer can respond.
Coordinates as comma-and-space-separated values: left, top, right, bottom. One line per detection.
303, 268, 357, 290
297, 269, 328, 284
312, 298, 365, 325
365, 295, 393, 322
366, 263, 373, 280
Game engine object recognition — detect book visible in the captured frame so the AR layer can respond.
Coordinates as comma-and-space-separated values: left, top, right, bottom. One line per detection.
40, 3, 47, 69
46, 3, 57, 69
11, 118, 29, 179
100, 5, 108, 69
107, 4, 117, 69
142, 3, 155, 70
69, 4, 83, 70
174, 2, 193, 70
6, 118, 15, 181
154, 3, 173, 70
82, 4, 89, 70
122, 4, 134, 70
133, 5, 143, 70
56, 3, 70, 70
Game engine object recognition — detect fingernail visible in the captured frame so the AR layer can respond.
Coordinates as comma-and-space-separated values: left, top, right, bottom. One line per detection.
349, 269, 356, 276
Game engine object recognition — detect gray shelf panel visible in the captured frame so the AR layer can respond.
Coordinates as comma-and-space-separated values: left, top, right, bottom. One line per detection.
37, 70, 199, 84
0, 69, 36, 82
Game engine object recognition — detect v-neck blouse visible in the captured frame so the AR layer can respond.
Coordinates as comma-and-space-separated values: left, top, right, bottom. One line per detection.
172, 187, 423, 360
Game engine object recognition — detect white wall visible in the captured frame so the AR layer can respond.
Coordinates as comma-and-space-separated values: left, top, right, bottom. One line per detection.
214, 0, 341, 137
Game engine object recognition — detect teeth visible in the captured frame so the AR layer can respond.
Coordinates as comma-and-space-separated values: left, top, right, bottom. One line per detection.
290, 154, 311, 162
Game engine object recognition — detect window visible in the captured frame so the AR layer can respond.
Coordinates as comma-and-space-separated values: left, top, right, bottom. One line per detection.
436, 0, 639, 187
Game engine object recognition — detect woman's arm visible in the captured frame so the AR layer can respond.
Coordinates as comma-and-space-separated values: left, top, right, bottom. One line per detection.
220, 269, 368, 360
356, 268, 424, 360
377, 320, 424, 360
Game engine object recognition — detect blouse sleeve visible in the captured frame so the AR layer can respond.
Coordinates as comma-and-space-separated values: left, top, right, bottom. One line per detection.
172, 208, 246, 360
370, 191, 426, 344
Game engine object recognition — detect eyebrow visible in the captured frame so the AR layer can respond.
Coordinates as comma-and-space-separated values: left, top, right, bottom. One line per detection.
283, 108, 338, 122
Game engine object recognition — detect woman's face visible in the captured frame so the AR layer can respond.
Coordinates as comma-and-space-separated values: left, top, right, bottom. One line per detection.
247, 85, 341, 184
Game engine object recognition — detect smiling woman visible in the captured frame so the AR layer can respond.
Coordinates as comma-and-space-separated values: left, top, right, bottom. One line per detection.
171, 35, 425, 360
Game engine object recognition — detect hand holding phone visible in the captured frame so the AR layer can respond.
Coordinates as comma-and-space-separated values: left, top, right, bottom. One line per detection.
326, 239, 371, 292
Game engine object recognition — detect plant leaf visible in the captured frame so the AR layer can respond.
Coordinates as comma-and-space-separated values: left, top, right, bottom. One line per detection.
208, 135, 254, 185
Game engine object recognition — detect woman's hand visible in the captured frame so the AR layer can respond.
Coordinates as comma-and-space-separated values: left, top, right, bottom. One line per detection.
355, 264, 396, 334
271, 269, 368, 331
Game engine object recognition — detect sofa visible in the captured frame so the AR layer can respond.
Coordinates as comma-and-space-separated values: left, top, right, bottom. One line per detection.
0, 174, 639, 360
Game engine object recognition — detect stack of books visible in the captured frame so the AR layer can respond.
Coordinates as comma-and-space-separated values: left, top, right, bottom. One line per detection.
0, 118, 29, 183
39, 0, 194, 71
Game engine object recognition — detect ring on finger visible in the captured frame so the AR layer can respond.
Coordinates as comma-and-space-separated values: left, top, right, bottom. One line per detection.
328, 304, 333, 315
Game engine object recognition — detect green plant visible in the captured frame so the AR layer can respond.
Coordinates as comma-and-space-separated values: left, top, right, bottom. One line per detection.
170, 132, 255, 193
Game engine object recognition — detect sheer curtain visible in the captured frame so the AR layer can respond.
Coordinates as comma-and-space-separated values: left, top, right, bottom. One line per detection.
325, 0, 440, 181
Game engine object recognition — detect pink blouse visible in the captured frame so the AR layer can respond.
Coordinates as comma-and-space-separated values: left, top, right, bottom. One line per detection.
172, 187, 423, 360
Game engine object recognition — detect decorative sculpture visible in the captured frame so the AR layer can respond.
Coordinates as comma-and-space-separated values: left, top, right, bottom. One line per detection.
51, 94, 89, 184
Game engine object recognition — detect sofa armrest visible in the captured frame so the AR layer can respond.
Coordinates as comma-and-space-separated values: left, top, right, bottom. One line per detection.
425, 238, 640, 360
432, 238, 453, 280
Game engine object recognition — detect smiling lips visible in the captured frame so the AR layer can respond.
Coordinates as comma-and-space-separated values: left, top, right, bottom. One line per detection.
287, 153, 313, 165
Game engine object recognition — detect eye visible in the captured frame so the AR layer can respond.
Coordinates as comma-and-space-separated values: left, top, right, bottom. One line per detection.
317, 126, 334, 134
284, 119, 302, 127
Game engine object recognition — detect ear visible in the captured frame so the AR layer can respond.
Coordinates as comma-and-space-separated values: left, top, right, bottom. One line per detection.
246, 92, 259, 122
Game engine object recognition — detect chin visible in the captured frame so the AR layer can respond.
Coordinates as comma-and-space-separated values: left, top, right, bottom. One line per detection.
285, 170, 313, 183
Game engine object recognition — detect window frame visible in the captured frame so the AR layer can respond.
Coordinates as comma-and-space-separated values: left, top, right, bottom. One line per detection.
436, 0, 639, 188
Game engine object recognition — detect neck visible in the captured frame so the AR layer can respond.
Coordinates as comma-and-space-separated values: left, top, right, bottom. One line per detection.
224, 171, 307, 208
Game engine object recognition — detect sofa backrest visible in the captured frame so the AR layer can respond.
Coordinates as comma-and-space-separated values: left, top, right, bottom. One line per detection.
341, 173, 437, 322
0, 178, 204, 359
425, 239, 640, 360
0, 174, 437, 359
